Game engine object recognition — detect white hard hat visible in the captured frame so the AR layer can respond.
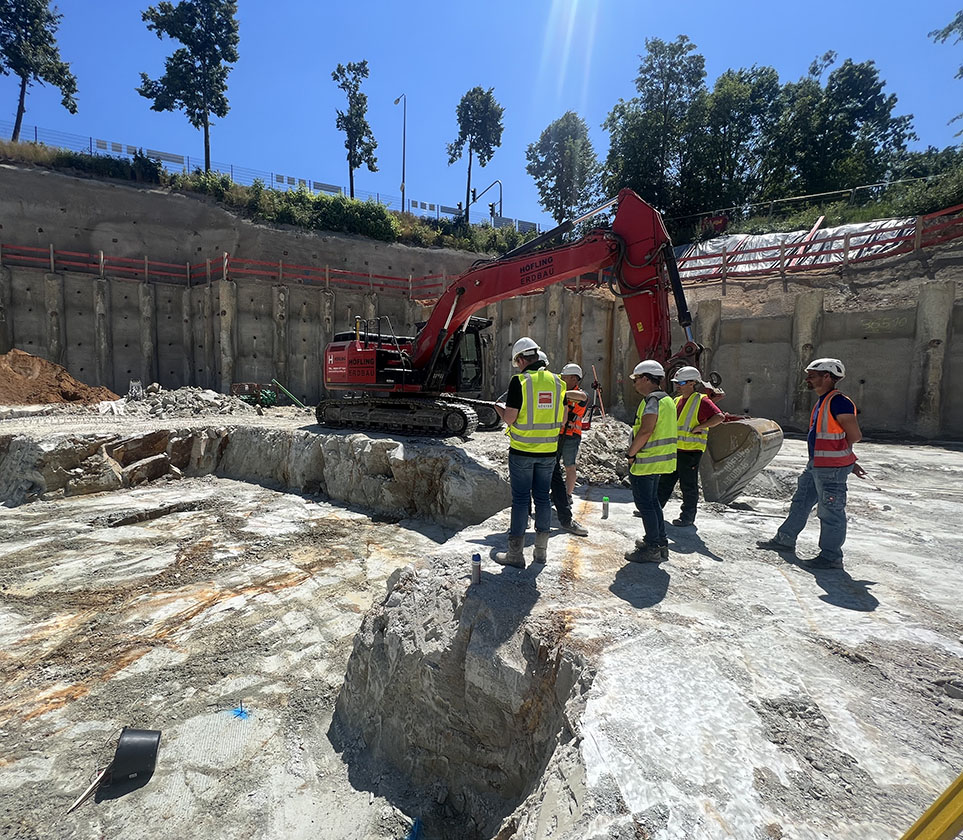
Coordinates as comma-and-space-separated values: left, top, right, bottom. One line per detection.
806, 357, 845, 379
537, 350, 549, 365
630, 360, 665, 380
671, 365, 704, 384
512, 337, 540, 358
559, 363, 583, 378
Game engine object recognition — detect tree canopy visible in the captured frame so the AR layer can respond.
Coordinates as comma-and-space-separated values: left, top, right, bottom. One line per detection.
526, 111, 601, 224
0, 0, 77, 142
331, 59, 378, 199
448, 86, 504, 224
600, 36, 918, 239
930, 10, 963, 131
136, 0, 239, 172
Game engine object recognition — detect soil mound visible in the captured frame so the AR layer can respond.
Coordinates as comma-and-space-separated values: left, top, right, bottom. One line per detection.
0, 349, 119, 405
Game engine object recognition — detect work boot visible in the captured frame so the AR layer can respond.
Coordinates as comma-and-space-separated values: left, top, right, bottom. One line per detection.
494, 536, 525, 569
560, 518, 589, 537
801, 553, 844, 570
671, 515, 695, 527
533, 531, 550, 563
626, 541, 663, 563
660, 543, 669, 561
756, 537, 795, 553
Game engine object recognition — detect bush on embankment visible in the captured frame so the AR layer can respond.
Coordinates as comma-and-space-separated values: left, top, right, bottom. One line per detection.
0, 139, 536, 253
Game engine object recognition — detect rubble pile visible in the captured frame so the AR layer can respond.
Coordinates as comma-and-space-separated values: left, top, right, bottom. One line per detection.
577, 414, 633, 484
0, 348, 118, 405
117, 382, 260, 419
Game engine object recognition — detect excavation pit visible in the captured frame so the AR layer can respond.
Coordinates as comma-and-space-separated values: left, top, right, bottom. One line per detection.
1, 411, 962, 839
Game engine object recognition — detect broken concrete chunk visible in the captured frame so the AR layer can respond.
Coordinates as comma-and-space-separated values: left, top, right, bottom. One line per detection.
65, 449, 124, 496
123, 453, 171, 486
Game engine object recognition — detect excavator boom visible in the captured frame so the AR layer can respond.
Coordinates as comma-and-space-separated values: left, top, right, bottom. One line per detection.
318, 188, 783, 501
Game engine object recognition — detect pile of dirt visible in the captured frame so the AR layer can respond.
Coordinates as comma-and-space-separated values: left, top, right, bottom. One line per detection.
0, 349, 118, 405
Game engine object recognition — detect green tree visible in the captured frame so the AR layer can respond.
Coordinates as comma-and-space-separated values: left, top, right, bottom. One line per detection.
930, 10, 963, 131
137, 0, 239, 172
447, 86, 504, 225
761, 54, 915, 197
603, 35, 706, 214
0, 0, 77, 142
700, 67, 781, 211
331, 59, 378, 199
526, 111, 601, 223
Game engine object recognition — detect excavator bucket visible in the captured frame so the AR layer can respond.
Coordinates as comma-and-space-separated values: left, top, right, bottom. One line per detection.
699, 418, 784, 504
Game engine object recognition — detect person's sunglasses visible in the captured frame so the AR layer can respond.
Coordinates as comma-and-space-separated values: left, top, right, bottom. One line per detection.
675, 380, 691, 385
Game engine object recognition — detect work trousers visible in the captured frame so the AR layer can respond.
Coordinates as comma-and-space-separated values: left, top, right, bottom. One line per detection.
631, 472, 667, 547
776, 461, 853, 563
658, 449, 703, 520
509, 450, 555, 537
550, 448, 573, 525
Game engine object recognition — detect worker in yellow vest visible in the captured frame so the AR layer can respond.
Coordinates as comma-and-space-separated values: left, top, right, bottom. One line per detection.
624, 360, 677, 564
757, 358, 864, 570
493, 337, 566, 569
657, 365, 725, 527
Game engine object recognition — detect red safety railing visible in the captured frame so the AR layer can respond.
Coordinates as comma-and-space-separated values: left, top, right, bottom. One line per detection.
3, 203, 962, 300
675, 204, 963, 285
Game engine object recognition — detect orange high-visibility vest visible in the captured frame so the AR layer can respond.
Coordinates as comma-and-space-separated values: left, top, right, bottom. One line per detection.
811, 390, 857, 467
562, 399, 587, 437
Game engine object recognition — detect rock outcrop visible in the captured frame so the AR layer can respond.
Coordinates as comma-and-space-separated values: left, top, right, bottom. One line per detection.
0, 425, 511, 526
332, 559, 592, 839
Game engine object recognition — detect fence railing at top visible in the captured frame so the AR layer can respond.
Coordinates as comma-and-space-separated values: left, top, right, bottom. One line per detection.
0, 119, 541, 232
0, 244, 455, 298
675, 203, 963, 286
3, 202, 962, 301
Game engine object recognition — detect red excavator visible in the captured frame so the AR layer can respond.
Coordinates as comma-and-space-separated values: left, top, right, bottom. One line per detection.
319, 189, 782, 502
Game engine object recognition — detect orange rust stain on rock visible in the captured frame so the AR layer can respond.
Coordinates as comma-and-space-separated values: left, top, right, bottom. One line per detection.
4, 554, 341, 724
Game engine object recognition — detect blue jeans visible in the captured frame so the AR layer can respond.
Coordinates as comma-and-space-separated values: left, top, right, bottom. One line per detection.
631, 472, 666, 546
776, 461, 853, 563
509, 450, 555, 537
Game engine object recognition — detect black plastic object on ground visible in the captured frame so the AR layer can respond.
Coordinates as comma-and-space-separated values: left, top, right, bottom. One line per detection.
107, 727, 161, 785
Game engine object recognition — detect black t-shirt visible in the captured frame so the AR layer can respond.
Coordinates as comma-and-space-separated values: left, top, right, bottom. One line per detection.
506, 359, 547, 410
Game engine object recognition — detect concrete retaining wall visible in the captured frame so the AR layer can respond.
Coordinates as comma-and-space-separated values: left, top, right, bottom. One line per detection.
2, 164, 961, 438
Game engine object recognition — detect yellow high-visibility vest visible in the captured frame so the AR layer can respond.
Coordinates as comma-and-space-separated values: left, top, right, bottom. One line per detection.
676, 392, 708, 452
509, 369, 566, 454
630, 394, 678, 475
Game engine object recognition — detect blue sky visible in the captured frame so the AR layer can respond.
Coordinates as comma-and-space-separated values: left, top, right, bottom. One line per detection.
2, 0, 961, 230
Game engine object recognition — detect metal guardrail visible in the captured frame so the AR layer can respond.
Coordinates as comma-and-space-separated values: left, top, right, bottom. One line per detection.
3, 205, 960, 300
0, 119, 541, 231
0, 244, 452, 297
675, 204, 963, 287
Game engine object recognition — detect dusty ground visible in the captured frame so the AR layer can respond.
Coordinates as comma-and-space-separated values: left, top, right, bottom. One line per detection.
0, 403, 961, 839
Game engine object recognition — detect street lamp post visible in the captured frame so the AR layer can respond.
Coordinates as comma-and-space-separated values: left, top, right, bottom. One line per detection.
393, 93, 406, 213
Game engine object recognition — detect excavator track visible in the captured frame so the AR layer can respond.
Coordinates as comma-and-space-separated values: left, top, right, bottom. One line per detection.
446, 397, 502, 431
316, 396, 479, 438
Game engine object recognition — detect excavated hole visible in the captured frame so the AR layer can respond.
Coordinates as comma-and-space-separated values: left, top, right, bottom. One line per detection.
0, 425, 592, 839
331, 564, 592, 839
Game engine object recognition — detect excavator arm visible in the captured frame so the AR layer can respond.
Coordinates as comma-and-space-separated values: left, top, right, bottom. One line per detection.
413, 189, 697, 379
318, 188, 783, 502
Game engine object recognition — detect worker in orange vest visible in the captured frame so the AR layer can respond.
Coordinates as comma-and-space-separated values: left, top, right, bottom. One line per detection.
757, 358, 865, 570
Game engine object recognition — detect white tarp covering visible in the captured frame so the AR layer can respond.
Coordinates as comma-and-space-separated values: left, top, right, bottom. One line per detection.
675, 216, 915, 280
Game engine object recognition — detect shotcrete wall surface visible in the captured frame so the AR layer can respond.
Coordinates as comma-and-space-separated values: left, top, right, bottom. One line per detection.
2, 163, 963, 437
0, 164, 479, 278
